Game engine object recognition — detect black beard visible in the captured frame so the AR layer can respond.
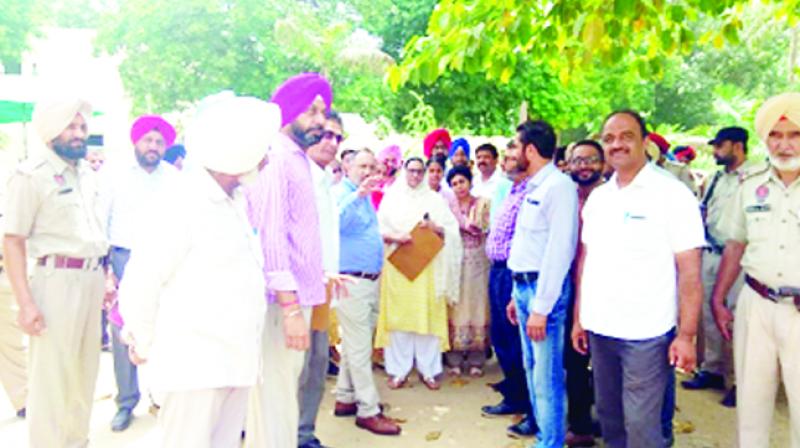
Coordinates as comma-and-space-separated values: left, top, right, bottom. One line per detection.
571, 171, 602, 186
136, 151, 162, 168
715, 154, 734, 166
291, 123, 323, 149
53, 141, 87, 160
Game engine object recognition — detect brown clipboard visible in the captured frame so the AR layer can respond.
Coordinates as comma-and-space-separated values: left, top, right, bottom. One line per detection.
387, 222, 444, 281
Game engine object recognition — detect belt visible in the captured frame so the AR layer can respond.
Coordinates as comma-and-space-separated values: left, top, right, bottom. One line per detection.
704, 245, 724, 255
341, 271, 380, 281
745, 274, 800, 311
512, 271, 539, 284
490, 260, 507, 269
37, 255, 108, 270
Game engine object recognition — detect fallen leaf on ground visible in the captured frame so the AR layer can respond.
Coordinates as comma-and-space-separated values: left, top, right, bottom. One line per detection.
674, 419, 696, 434
393, 417, 408, 424
450, 377, 469, 387
425, 430, 442, 441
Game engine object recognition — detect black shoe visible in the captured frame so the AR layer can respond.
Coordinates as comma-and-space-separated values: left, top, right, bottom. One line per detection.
327, 361, 339, 377
111, 408, 134, 432
481, 401, 526, 418
680, 371, 725, 390
16, 408, 25, 419
299, 438, 329, 448
720, 386, 736, 408
507, 416, 538, 439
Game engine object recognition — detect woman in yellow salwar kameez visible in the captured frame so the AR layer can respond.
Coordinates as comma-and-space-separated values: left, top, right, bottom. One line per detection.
375, 157, 462, 390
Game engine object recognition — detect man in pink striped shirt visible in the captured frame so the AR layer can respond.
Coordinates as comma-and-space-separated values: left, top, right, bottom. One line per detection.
244, 73, 332, 448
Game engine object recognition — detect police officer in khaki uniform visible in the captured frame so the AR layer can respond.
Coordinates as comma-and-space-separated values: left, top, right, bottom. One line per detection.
0, 182, 28, 416
681, 127, 752, 407
3, 98, 108, 447
712, 92, 800, 447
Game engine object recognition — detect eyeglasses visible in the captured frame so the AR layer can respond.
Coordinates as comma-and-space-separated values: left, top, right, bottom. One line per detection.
570, 156, 601, 166
322, 130, 344, 144
406, 168, 425, 175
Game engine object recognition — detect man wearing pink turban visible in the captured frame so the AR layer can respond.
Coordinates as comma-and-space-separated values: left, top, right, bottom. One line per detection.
245, 73, 331, 448
423, 128, 452, 159
371, 145, 403, 209
100, 114, 180, 432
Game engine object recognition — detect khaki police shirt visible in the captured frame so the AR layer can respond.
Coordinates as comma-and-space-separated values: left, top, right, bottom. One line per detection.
3, 150, 107, 258
663, 159, 698, 196
703, 161, 759, 248
721, 164, 800, 289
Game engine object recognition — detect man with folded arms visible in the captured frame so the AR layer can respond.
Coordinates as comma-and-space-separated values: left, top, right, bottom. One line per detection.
4, 98, 108, 447
712, 92, 800, 446
118, 93, 280, 446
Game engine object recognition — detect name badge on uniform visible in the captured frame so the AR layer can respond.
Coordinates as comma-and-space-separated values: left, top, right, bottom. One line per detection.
58, 188, 73, 195
526, 198, 540, 205
623, 212, 646, 222
745, 204, 771, 213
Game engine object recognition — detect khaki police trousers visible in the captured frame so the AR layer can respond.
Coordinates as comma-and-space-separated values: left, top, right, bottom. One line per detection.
698, 250, 743, 382
27, 263, 104, 448
735, 285, 800, 447
0, 272, 27, 411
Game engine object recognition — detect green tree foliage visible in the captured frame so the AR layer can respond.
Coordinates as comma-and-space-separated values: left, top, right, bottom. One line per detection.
0, 0, 40, 63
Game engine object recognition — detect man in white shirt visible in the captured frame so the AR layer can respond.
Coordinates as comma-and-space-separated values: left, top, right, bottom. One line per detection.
101, 114, 180, 432
506, 120, 579, 448
572, 110, 704, 448
471, 143, 509, 200
298, 111, 343, 448
118, 93, 280, 447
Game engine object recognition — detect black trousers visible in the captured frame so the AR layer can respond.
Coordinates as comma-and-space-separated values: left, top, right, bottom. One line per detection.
487, 261, 531, 413
564, 292, 593, 436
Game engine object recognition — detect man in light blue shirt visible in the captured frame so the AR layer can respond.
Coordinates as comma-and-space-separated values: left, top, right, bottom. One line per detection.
507, 120, 579, 448
333, 149, 400, 436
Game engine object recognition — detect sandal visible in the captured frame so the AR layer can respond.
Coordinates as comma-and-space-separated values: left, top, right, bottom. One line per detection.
468, 366, 484, 378
387, 376, 407, 390
420, 375, 441, 391
447, 366, 462, 377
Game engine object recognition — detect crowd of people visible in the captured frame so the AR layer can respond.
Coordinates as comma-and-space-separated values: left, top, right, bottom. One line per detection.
0, 71, 798, 448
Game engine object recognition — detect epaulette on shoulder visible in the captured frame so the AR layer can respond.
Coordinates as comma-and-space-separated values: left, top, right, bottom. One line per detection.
14, 157, 46, 175
738, 161, 770, 184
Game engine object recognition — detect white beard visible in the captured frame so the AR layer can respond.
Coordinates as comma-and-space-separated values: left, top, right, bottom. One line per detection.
769, 154, 800, 172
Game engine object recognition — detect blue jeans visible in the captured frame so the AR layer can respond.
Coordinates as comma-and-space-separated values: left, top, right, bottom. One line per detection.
110, 246, 140, 412
513, 277, 569, 448
488, 262, 531, 413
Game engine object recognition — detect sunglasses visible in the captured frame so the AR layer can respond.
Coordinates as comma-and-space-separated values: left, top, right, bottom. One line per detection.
322, 130, 344, 144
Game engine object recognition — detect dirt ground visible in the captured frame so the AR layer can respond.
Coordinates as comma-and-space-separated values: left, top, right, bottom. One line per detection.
0, 352, 790, 447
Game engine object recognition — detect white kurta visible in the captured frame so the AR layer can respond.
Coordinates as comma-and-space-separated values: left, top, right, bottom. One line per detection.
118, 168, 266, 392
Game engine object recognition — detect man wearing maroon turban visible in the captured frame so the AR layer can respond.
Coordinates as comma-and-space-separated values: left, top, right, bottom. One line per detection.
100, 114, 180, 432
423, 128, 452, 160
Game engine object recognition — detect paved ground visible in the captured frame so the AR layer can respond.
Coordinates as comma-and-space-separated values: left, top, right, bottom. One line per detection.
0, 351, 790, 447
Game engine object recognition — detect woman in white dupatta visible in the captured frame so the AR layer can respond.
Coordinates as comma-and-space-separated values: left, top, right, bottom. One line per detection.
374, 157, 462, 390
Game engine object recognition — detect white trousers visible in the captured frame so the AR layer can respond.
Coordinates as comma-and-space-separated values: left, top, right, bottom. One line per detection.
735, 285, 800, 447
384, 331, 442, 379
160, 387, 248, 448
245, 303, 311, 448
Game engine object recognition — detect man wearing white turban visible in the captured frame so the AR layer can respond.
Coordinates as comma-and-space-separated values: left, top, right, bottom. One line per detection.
3, 98, 108, 447
712, 92, 800, 447
117, 94, 281, 447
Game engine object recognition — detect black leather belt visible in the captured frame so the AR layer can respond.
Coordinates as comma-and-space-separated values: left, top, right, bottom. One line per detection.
341, 271, 380, 281
746, 274, 800, 311
490, 260, 507, 269
512, 271, 539, 284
